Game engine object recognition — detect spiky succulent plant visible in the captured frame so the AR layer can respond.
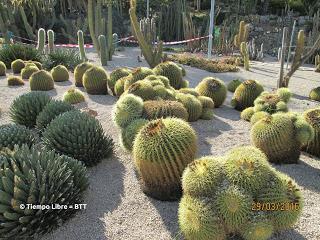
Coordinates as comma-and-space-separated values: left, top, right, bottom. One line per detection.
227, 79, 242, 92
144, 75, 171, 88
36, 100, 75, 131
153, 61, 183, 89
10, 92, 51, 128
195, 77, 227, 108
200, 108, 214, 120
241, 107, 255, 121
7, 76, 24, 86
114, 76, 127, 97
276, 88, 292, 103
29, 70, 55, 91
109, 68, 131, 95
181, 79, 189, 88
253, 92, 288, 114
176, 93, 202, 122
250, 111, 271, 125
133, 118, 197, 200
51, 65, 69, 82
231, 80, 264, 111
197, 96, 215, 109
0, 61, 6, 76
74, 62, 94, 87
251, 113, 314, 163
142, 100, 189, 121
126, 80, 155, 101
124, 67, 154, 90
26, 60, 42, 70
62, 88, 86, 104
0, 145, 88, 238
0, 124, 37, 150
43, 110, 114, 166
21, 66, 39, 80
179, 88, 200, 97
83, 66, 108, 95
303, 108, 320, 157
11, 59, 25, 74
309, 87, 320, 101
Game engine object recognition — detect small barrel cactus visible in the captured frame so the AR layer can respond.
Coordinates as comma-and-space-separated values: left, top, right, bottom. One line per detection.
309, 87, 320, 101
62, 88, 86, 104
11, 59, 25, 74
250, 111, 271, 125
43, 110, 114, 166
114, 76, 127, 97
227, 79, 242, 92
0, 145, 88, 238
21, 66, 39, 80
254, 92, 288, 114
109, 68, 131, 95
0, 60, 6, 76
200, 108, 214, 120
126, 80, 155, 101
251, 113, 314, 163
74, 62, 94, 87
133, 118, 197, 200
276, 87, 292, 103
303, 108, 320, 157
7, 75, 24, 86
124, 67, 154, 90
181, 79, 189, 88
176, 93, 203, 122
0, 124, 37, 150
195, 77, 227, 108
30, 61, 43, 70
241, 107, 255, 121
179, 88, 200, 97
142, 100, 189, 121
10, 92, 51, 128
231, 80, 264, 111
51, 65, 69, 82
83, 66, 108, 95
29, 70, 55, 91
198, 96, 215, 109
153, 61, 183, 89
24, 62, 38, 68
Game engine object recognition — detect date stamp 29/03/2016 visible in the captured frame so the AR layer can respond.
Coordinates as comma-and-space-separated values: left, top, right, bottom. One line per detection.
252, 202, 300, 211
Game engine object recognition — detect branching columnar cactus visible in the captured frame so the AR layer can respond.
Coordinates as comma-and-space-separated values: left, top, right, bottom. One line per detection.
303, 108, 320, 157
36, 100, 75, 131
231, 80, 264, 111
10, 92, 51, 128
0, 145, 88, 238
0, 124, 37, 150
43, 110, 114, 166
234, 21, 249, 48
153, 61, 183, 89
74, 62, 94, 87
0, 61, 6, 76
179, 146, 303, 240
241, 42, 250, 71
176, 93, 203, 122
196, 77, 227, 108
142, 100, 189, 121
36, 28, 46, 53
83, 66, 108, 95
127, 80, 155, 101
227, 79, 242, 92
7, 76, 25, 86
133, 118, 197, 200
30, 70, 55, 91
47, 29, 55, 53
11, 59, 26, 74
124, 67, 154, 90
21, 66, 39, 80
109, 68, 132, 95
251, 113, 314, 163
309, 87, 320, 101
62, 88, 86, 104
77, 30, 87, 62
51, 65, 69, 82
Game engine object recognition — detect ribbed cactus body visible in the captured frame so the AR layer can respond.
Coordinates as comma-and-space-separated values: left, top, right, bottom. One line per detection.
133, 118, 197, 200
181, 79, 189, 88
47, 30, 55, 53
303, 109, 320, 157
198, 96, 215, 109
240, 216, 274, 240
98, 35, 108, 66
153, 61, 183, 89
109, 68, 131, 95
254, 93, 288, 114
51, 65, 69, 82
200, 108, 214, 120
11, 59, 25, 74
77, 30, 87, 62
36, 28, 46, 53
250, 111, 270, 125
29, 70, 54, 91
83, 66, 108, 95
7, 76, 24, 86
114, 76, 127, 97
127, 80, 155, 101
196, 77, 227, 108
63, 88, 86, 104
309, 87, 320, 101
179, 88, 199, 97
0, 61, 6, 76
124, 67, 154, 90
74, 62, 94, 87
241, 107, 255, 121
176, 93, 203, 122
227, 79, 242, 92
292, 30, 304, 67
231, 80, 264, 111
21, 66, 39, 79
240, 42, 250, 71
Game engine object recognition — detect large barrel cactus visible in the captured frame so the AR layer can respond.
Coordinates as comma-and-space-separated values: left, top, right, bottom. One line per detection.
179, 88, 200, 97
0, 124, 37, 150
21, 66, 39, 80
0, 145, 88, 238
231, 80, 264, 111
11, 59, 25, 74
43, 110, 114, 166
176, 93, 202, 122
109, 68, 131, 95
10, 92, 51, 128
114, 76, 129, 97
303, 108, 320, 157
51, 65, 69, 82
62, 88, 86, 104
153, 61, 183, 89
74, 62, 94, 87
29, 70, 55, 91
126, 80, 155, 101
195, 77, 227, 108
251, 113, 314, 163
227, 79, 242, 92
133, 118, 197, 200
309, 87, 320, 102
83, 66, 108, 95
0, 61, 6, 76
179, 146, 303, 240
124, 67, 154, 90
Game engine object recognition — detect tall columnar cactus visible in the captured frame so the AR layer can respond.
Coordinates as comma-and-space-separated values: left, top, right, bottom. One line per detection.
292, 30, 305, 69
234, 21, 249, 48
37, 28, 46, 53
47, 30, 55, 53
98, 35, 108, 66
83, 66, 109, 95
241, 42, 250, 71
133, 118, 197, 200
251, 113, 314, 163
78, 30, 87, 62
87, 0, 100, 53
303, 109, 320, 157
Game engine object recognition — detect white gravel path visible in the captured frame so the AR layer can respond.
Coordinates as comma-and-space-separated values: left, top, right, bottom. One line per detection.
0, 48, 319, 240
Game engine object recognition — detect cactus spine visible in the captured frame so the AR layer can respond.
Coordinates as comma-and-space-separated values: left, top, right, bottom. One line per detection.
37, 28, 46, 53
78, 30, 87, 62
47, 30, 55, 53
98, 35, 108, 66
241, 42, 250, 71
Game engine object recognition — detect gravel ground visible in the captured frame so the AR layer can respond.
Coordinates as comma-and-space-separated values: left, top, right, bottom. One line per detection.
0, 47, 319, 240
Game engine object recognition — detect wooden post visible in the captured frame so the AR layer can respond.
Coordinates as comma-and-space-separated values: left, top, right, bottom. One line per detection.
278, 27, 288, 88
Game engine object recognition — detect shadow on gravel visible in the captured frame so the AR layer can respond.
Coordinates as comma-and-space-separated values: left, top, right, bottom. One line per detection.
271, 229, 308, 240
54, 80, 73, 86
88, 94, 118, 106
214, 105, 241, 121
292, 93, 310, 101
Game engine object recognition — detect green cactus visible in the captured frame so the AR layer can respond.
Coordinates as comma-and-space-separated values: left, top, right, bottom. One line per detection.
29, 70, 55, 91
25, 61, 42, 70
113, 94, 144, 129
227, 79, 242, 92
234, 21, 249, 48
250, 111, 271, 125
251, 113, 314, 163
120, 118, 149, 152
0, 124, 37, 150
253, 92, 288, 114
181, 79, 189, 88
276, 87, 292, 103
77, 30, 87, 62
315, 55, 320, 67
309, 87, 320, 101
176, 93, 203, 122
51, 65, 69, 82
240, 42, 250, 71
47, 30, 55, 53
126, 80, 155, 101
11, 59, 25, 74
241, 107, 255, 121
195, 77, 227, 108
153, 61, 183, 89
303, 108, 320, 157
0, 145, 88, 238
10, 91, 51, 128
43, 110, 114, 166
179, 88, 200, 97
133, 118, 197, 200
62, 88, 86, 104
109, 68, 131, 95
124, 67, 154, 90
231, 80, 264, 111
240, 215, 274, 240
0, 60, 6, 76
83, 66, 108, 95
36, 100, 75, 131
292, 30, 305, 68
24, 62, 38, 68
21, 66, 39, 80
145, 75, 171, 88
37, 28, 46, 53
74, 62, 94, 87
7, 75, 25, 86
198, 96, 215, 109
200, 108, 214, 120
142, 100, 189, 121
114, 76, 127, 97
98, 35, 108, 66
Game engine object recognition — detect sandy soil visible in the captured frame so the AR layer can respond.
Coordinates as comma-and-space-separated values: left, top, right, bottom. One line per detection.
0, 48, 319, 240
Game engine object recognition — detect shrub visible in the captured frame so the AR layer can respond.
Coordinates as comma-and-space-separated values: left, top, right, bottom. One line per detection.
62, 88, 85, 104
43, 110, 114, 166
83, 66, 108, 95
196, 77, 227, 108
0, 145, 88, 238
176, 93, 203, 122
109, 68, 131, 95
309, 87, 320, 101
153, 61, 183, 89
43, 48, 82, 70
0, 60, 6, 76
303, 108, 320, 157
7, 75, 24, 86
51, 65, 69, 82
29, 70, 55, 91
21, 66, 39, 79
74, 62, 94, 87
227, 79, 242, 92
133, 118, 197, 200
10, 92, 51, 128
11, 59, 26, 74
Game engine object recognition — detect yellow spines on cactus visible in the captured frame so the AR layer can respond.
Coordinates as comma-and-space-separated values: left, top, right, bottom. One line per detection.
240, 42, 250, 71
175, 93, 203, 122
126, 80, 155, 101
303, 108, 320, 157
133, 118, 197, 200
292, 30, 305, 68
0, 61, 6, 76
62, 88, 85, 104
74, 62, 94, 87
51, 65, 69, 82
11, 59, 25, 74
21, 66, 39, 80
83, 66, 108, 95
153, 61, 183, 89
29, 70, 54, 91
